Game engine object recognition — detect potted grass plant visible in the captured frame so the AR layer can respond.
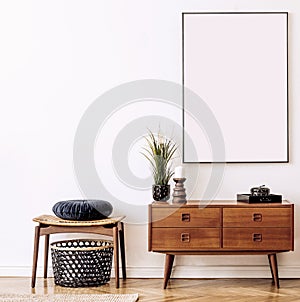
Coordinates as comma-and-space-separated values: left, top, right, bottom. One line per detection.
142, 130, 177, 202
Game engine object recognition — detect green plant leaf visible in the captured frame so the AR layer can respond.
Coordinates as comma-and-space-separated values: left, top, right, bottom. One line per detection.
141, 129, 178, 185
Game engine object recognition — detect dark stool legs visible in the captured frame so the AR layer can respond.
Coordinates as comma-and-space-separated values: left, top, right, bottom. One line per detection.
113, 226, 119, 288
44, 234, 49, 278
31, 226, 40, 288
119, 222, 127, 279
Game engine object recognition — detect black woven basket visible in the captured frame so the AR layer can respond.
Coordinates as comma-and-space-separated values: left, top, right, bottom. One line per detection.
50, 239, 113, 287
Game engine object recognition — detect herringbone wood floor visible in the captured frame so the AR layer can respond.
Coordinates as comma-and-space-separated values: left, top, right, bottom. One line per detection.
1, 278, 300, 301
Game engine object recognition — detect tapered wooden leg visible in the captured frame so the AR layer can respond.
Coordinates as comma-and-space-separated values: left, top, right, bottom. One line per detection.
163, 254, 175, 289
119, 222, 126, 279
268, 253, 280, 288
268, 254, 275, 285
113, 226, 119, 288
31, 226, 41, 288
43, 234, 50, 278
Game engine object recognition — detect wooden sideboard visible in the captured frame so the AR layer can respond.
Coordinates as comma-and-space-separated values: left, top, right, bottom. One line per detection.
148, 200, 294, 289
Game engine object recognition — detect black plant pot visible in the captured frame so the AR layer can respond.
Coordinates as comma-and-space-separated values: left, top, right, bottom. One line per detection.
152, 185, 170, 202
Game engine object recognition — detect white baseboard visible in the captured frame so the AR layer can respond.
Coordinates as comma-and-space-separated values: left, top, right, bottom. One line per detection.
1, 265, 300, 278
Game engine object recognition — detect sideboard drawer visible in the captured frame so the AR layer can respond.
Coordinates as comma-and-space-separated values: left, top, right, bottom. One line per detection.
152, 207, 220, 228
151, 227, 220, 251
223, 227, 292, 250
223, 208, 292, 227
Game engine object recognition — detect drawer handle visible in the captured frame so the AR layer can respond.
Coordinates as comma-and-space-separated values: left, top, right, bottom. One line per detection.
182, 213, 190, 222
253, 233, 262, 242
181, 233, 190, 242
253, 213, 262, 222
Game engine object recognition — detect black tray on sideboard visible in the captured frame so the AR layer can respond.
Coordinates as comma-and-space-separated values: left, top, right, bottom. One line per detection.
237, 194, 282, 203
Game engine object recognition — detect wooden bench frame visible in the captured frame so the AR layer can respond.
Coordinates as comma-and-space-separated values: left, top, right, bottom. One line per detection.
31, 215, 126, 288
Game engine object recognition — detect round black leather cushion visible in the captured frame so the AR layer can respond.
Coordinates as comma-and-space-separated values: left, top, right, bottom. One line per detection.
52, 200, 113, 221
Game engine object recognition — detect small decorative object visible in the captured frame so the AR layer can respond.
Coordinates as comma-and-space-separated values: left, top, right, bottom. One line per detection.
153, 184, 170, 202
174, 165, 183, 178
172, 178, 187, 204
52, 200, 113, 221
237, 185, 282, 203
142, 130, 177, 202
250, 185, 270, 196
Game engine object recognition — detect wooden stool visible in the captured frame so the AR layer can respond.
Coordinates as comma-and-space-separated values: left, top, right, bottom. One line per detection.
31, 215, 126, 288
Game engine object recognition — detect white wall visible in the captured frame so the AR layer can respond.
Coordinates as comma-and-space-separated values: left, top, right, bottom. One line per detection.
0, 0, 300, 278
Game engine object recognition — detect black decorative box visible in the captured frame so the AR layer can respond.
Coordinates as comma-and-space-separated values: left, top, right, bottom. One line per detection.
237, 194, 282, 203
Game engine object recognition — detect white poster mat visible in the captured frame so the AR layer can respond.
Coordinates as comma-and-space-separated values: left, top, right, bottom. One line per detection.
183, 13, 288, 163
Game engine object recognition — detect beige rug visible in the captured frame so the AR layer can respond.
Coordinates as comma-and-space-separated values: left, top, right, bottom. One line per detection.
0, 293, 138, 302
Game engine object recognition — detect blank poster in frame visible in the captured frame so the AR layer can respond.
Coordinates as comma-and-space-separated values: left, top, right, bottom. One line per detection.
183, 12, 288, 163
